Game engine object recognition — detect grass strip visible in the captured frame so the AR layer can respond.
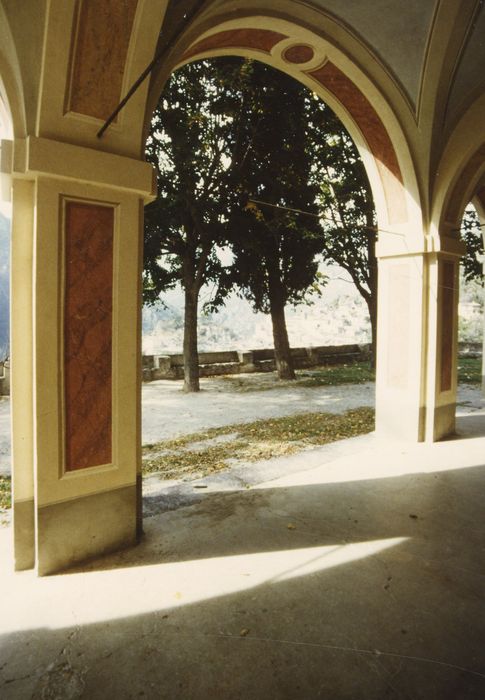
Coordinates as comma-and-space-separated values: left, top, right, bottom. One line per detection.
0, 475, 11, 510
457, 357, 482, 385
143, 407, 375, 481
221, 362, 375, 392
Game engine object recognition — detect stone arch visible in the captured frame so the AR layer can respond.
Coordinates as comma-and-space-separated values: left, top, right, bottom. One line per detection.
422, 94, 485, 443
9, 0, 483, 575
146, 16, 422, 243
0, 3, 26, 139
432, 91, 485, 239
144, 12, 433, 444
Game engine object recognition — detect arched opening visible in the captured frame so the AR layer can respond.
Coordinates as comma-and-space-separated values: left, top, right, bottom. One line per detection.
141, 54, 380, 505
0, 86, 12, 526
144, 15, 429, 447
7, 0, 475, 575
434, 142, 485, 439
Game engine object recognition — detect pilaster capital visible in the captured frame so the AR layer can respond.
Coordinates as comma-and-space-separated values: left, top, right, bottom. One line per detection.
376, 233, 466, 260
9, 136, 156, 201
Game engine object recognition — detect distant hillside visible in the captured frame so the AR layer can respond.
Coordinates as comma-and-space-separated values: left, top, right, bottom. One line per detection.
0, 214, 8, 359
142, 271, 372, 355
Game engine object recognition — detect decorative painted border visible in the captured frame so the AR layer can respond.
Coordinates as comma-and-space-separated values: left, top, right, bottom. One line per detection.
182, 28, 407, 225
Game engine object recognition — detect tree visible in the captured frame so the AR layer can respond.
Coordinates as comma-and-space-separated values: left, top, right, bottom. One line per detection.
461, 204, 484, 284
144, 60, 241, 392
225, 61, 326, 379
145, 57, 381, 385
305, 100, 378, 365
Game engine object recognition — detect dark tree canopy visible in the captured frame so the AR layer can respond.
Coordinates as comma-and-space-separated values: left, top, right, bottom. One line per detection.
305, 102, 378, 360
144, 56, 386, 382
226, 61, 325, 312
461, 205, 484, 284
144, 59, 245, 390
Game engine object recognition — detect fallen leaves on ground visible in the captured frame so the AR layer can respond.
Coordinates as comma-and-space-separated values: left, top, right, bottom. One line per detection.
0, 475, 11, 510
142, 407, 375, 481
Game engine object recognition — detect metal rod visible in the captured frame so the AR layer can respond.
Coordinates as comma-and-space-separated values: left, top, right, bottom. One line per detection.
97, 0, 206, 139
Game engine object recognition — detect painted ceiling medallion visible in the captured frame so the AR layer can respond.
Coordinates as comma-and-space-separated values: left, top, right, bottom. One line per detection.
283, 44, 315, 64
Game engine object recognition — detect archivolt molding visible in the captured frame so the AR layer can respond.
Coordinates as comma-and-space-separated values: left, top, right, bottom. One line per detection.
0, 2, 26, 138
168, 16, 423, 241
431, 91, 485, 238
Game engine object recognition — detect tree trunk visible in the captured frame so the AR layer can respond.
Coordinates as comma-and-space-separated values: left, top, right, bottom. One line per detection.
367, 294, 378, 370
367, 217, 378, 370
268, 269, 295, 380
183, 285, 200, 392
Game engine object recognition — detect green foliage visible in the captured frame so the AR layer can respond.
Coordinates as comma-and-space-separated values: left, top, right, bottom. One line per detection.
460, 205, 484, 284
0, 475, 11, 510
224, 61, 327, 314
144, 59, 242, 304
221, 362, 375, 391
457, 357, 482, 385
304, 100, 378, 345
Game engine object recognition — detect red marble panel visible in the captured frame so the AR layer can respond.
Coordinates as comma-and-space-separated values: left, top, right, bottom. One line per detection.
309, 61, 407, 224
284, 44, 314, 64
387, 263, 410, 389
183, 29, 287, 61
64, 201, 114, 471
440, 261, 455, 393
67, 0, 138, 120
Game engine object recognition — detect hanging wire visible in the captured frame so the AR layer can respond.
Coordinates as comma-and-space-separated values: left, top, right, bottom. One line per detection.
248, 197, 485, 238
247, 197, 404, 237
247, 198, 484, 295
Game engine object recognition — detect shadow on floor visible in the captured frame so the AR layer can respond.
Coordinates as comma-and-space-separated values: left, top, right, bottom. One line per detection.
2, 454, 485, 699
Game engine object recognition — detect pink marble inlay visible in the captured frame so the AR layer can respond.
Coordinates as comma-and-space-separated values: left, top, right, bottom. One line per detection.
64, 201, 114, 471
183, 29, 287, 61
284, 44, 314, 64
440, 261, 455, 393
309, 61, 407, 224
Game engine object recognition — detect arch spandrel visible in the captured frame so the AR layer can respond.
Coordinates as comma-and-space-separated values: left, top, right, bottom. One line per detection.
33, 0, 169, 159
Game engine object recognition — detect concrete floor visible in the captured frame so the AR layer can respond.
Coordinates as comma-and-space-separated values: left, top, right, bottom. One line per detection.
1, 414, 485, 698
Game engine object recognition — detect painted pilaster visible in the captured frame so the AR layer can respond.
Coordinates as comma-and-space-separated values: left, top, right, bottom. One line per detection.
10, 176, 35, 570
375, 241, 427, 441
11, 136, 153, 574
375, 233, 464, 443
423, 243, 463, 442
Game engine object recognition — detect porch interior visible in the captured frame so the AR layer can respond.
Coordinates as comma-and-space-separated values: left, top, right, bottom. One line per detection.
1, 410, 485, 699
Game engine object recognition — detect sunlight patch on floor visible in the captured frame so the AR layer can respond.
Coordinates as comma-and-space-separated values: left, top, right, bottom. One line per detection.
0, 537, 407, 634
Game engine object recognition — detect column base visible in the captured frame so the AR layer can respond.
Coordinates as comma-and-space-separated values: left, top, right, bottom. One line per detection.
427, 402, 456, 442
13, 498, 35, 571
37, 484, 137, 575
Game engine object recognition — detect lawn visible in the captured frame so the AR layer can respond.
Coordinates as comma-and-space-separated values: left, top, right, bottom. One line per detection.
143, 406, 375, 481
457, 357, 482, 385
220, 362, 375, 392
0, 475, 11, 510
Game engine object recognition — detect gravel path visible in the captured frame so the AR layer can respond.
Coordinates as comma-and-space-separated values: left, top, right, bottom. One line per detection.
0, 376, 483, 476
141, 376, 376, 444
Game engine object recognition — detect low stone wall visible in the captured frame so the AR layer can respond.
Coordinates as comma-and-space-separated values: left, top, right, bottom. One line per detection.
458, 341, 482, 358
142, 344, 372, 382
0, 360, 9, 396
